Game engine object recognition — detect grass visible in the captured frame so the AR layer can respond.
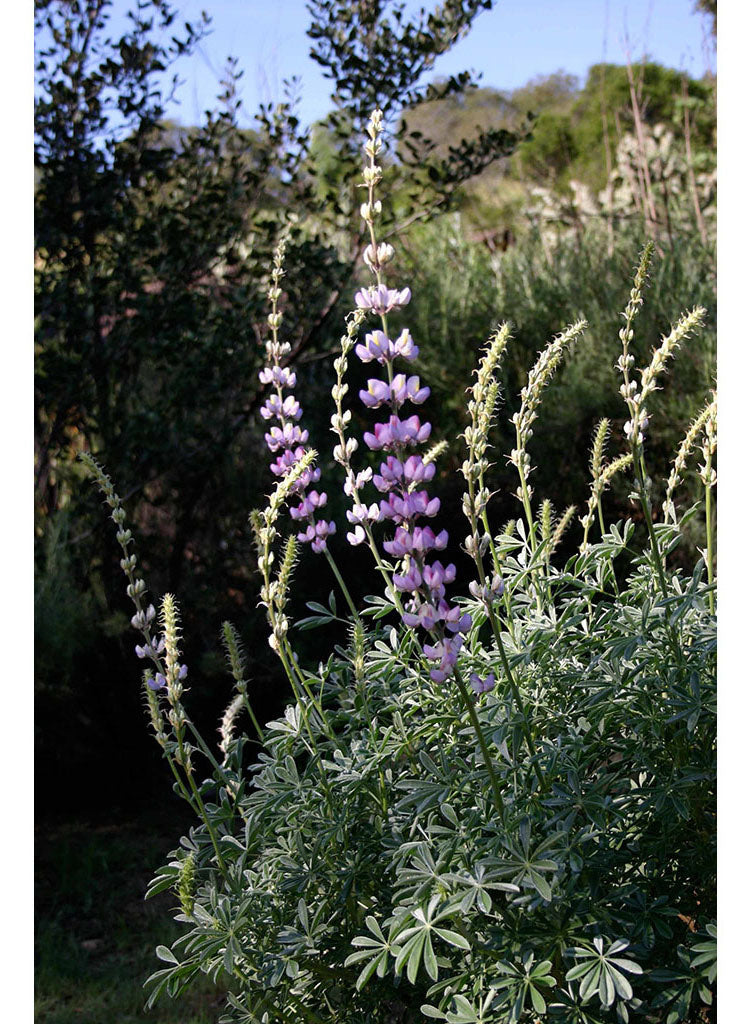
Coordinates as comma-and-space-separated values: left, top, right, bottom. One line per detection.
35, 811, 227, 1024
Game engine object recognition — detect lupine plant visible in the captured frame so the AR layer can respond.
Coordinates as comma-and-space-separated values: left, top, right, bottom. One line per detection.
83, 109, 716, 1024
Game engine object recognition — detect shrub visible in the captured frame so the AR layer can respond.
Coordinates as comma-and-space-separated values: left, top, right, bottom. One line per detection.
84, 110, 716, 1024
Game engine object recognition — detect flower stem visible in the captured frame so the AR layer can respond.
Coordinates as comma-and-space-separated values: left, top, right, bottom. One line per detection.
323, 547, 360, 621
635, 450, 670, 600
452, 669, 504, 817
705, 479, 715, 615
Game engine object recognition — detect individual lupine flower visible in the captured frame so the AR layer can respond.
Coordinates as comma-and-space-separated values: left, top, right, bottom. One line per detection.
391, 374, 430, 406
355, 328, 419, 364
359, 374, 430, 408
260, 394, 302, 421
264, 423, 309, 452
131, 604, 156, 631
359, 378, 392, 408
373, 455, 405, 491
343, 467, 373, 497
379, 490, 441, 523
623, 410, 649, 443
422, 560, 457, 596
354, 284, 411, 315
470, 672, 496, 695
346, 524, 367, 546
259, 365, 296, 388
373, 454, 437, 492
422, 635, 465, 684
297, 519, 337, 554
392, 560, 424, 593
383, 525, 448, 557
135, 635, 165, 660
289, 489, 328, 521
363, 414, 431, 451
149, 664, 187, 691
362, 241, 395, 270
346, 502, 381, 526
468, 574, 504, 607
270, 446, 305, 476
402, 454, 436, 486
402, 601, 439, 630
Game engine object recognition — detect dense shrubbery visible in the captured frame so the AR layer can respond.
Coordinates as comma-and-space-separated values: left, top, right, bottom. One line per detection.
84, 108, 716, 1023
398, 215, 715, 534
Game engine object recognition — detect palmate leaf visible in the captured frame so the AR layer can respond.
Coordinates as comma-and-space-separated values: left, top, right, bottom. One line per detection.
422, 988, 501, 1023
492, 817, 561, 900
344, 915, 394, 990
689, 922, 717, 983
650, 940, 715, 1023
442, 862, 520, 914
489, 951, 556, 1024
390, 896, 471, 984
565, 938, 643, 1008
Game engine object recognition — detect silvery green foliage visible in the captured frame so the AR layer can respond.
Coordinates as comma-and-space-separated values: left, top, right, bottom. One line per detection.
85, 119, 716, 1024
138, 527, 715, 1024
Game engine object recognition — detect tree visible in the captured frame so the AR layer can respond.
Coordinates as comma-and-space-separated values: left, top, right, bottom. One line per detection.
694, 0, 717, 36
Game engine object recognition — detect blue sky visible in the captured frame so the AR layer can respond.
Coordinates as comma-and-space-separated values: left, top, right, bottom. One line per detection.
99, 0, 715, 128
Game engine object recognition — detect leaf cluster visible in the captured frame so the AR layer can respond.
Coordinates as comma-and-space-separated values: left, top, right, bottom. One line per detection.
140, 521, 715, 1022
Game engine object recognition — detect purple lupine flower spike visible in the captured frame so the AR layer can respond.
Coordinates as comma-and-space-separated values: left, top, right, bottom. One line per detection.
345, 106, 472, 683
350, 283, 470, 681
259, 242, 333, 553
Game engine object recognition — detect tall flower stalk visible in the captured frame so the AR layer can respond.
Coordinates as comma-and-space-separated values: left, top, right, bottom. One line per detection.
662, 397, 715, 524
78, 453, 229, 874
343, 109, 508, 811
511, 320, 586, 546
617, 243, 706, 598
459, 325, 545, 786
580, 418, 633, 553
259, 237, 361, 622
699, 396, 717, 614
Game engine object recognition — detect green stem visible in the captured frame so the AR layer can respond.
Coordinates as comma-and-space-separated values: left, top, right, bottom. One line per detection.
492, 622, 546, 792
164, 750, 201, 815
515, 423, 538, 546
324, 547, 360, 621
635, 450, 670, 600
238, 687, 266, 745
187, 772, 228, 876
184, 716, 232, 782
705, 480, 714, 615
597, 495, 620, 596
277, 643, 342, 834
465, 493, 545, 792
633, 449, 686, 663
453, 669, 504, 817
480, 505, 504, 581
282, 636, 338, 743
596, 496, 607, 540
